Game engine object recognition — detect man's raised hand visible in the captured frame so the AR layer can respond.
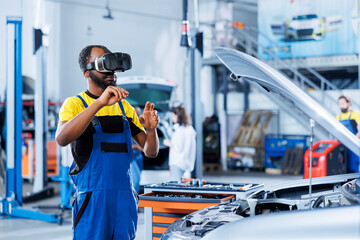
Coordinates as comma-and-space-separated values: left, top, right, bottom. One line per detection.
98, 86, 129, 107
139, 101, 159, 130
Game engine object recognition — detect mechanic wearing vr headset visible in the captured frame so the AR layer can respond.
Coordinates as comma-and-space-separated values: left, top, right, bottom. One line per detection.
56, 45, 159, 239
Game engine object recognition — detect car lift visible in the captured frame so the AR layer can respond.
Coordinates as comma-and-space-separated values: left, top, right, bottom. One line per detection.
0, 17, 60, 223
22, 25, 55, 203
29, 25, 74, 212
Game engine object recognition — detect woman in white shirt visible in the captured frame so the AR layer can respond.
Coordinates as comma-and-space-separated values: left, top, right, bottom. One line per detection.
164, 107, 196, 182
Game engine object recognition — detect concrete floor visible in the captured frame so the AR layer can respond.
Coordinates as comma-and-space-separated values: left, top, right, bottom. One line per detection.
0, 170, 302, 240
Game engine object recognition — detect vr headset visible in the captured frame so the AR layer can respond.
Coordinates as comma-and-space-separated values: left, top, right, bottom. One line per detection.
81, 52, 132, 73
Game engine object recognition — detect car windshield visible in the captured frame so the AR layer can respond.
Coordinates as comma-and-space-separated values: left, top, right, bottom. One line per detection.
120, 86, 172, 112
293, 14, 317, 20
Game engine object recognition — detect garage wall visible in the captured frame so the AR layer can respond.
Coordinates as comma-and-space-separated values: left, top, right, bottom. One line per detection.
0, 0, 189, 104
57, 0, 187, 102
0, 0, 60, 100
0, 0, 227, 116
0, 0, 35, 101
199, 0, 233, 118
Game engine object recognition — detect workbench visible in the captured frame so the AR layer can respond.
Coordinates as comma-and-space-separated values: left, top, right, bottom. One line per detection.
139, 180, 263, 240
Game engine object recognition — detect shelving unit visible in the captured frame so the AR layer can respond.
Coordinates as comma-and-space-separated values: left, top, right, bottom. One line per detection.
0, 98, 62, 180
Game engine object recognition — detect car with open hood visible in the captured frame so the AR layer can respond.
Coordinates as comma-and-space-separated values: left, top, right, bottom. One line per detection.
161, 173, 360, 240
160, 48, 360, 239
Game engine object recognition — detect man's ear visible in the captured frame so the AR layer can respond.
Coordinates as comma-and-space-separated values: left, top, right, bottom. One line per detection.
83, 71, 89, 78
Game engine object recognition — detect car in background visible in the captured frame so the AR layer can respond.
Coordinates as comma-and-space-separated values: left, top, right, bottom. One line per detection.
117, 76, 177, 170
287, 14, 325, 40
160, 48, 360, 239
271, 13, 342, 41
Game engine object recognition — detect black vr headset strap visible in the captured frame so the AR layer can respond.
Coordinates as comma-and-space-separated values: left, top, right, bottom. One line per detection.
81, 62, 96, 71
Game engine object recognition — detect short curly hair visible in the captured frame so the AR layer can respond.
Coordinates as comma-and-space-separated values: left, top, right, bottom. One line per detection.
78, 45, 111, 70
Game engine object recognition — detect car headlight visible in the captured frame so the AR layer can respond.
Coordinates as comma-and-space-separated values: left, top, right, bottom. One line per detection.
161, 218, 201, 240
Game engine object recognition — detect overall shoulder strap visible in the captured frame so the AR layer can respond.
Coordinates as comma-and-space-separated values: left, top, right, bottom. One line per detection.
76, 95, 88, 108
118, 100, 127, 120
77, 95, 99, 126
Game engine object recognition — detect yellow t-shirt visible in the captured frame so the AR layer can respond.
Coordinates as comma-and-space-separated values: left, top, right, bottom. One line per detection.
58, 91, 144, 174
59, 91, 144, 133
336, 110, 359, 133
336, 110, 359, 123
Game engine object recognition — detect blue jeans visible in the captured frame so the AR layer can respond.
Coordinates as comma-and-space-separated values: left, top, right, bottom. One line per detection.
170, 165, 185, 182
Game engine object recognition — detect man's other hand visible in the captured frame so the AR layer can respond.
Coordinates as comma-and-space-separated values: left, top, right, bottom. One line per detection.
139, 101, 159, 130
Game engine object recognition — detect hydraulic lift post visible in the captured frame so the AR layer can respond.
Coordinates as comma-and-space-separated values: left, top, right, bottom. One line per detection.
0, 17, 60, 223
23, 27, 56, 202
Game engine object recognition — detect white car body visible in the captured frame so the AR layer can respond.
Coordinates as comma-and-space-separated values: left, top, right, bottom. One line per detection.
160, 48, 360, 239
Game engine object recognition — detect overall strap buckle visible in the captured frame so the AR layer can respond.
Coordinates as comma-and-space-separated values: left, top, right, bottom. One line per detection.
91, 118, 100, 127
118, 101, 127, 121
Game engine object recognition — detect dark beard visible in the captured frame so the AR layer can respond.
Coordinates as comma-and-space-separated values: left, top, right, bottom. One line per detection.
89, 71, 116, 90
341, 108, 348, 113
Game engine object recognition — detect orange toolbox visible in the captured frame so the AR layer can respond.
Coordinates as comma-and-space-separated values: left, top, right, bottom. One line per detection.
22, 140, 59, 180
139, 179, 263, 240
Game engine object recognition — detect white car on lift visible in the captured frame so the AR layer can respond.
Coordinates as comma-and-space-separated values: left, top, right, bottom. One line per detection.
160, 48, 360, 239
117, 76, 177, 170
271, 13, 342, 41
287, 14, 325, 40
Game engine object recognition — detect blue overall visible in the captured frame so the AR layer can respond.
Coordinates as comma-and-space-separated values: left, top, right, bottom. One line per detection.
339, 111, 359, 173
70, 95, 138, 239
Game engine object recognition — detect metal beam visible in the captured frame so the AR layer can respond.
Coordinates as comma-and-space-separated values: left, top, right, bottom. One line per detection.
1, 17, 60, 224
33, 33, 48, 193
5, 17, 23, 203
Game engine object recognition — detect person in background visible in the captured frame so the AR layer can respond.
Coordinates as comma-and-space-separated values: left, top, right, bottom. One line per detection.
130, 106, 144, 193
336, 94, 360, 173
164, 106, 196, 181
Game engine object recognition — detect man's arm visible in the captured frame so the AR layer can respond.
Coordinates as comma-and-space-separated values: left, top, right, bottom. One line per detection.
56, 100, 103, 146
56, 86, 128, 146
132, 101, 159, 158
133, 130, 159, 158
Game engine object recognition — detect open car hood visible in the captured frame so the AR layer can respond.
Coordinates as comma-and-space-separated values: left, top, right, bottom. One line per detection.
214, 48, 360, 156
